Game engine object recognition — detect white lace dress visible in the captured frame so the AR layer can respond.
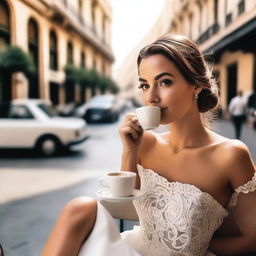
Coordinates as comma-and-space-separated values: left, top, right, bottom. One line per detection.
78, 165, 256, 256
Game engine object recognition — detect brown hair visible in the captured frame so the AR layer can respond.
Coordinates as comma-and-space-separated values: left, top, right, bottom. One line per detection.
137, 34, 219, 116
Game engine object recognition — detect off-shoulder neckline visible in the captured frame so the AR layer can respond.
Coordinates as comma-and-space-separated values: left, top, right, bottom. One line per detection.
137, 164, 229, 215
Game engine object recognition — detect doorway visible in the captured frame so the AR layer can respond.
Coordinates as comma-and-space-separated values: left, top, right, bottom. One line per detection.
50, 82, 59, 105
227, 62, 238, 105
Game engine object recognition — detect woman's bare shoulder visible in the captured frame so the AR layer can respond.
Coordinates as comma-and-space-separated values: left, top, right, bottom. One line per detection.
208, 130, 247, 151
211, 133, 255, 184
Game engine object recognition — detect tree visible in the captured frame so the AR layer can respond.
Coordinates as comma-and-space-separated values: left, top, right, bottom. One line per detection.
0, 46, 35, 101
0, 46, 35, 76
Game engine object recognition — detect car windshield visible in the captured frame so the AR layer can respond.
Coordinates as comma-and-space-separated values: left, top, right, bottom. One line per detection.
90, 96, 115, 104
38, 104, 58, 117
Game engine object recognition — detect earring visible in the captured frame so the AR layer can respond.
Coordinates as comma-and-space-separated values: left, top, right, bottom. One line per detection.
194, 93, 199, 102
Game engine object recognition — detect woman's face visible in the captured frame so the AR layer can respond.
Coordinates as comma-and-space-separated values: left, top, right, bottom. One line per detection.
138, 54, 199, 124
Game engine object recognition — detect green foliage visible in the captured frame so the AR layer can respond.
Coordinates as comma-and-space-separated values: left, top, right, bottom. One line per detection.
0, 46, 35, 76
64, 65, 119, 94
64, 64, 77, 84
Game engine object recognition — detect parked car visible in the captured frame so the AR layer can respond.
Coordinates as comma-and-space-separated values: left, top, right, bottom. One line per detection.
75, 95, 122, 123
0, 99, 88, 156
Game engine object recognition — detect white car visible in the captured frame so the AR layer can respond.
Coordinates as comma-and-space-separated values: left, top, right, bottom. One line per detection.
0, 99, 89, 156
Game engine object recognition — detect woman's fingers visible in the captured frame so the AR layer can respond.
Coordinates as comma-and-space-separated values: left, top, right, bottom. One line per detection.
123, 114, 141, 130
121, 126, 139, 140
124, 120, 142, 133
119, 113, 143, 141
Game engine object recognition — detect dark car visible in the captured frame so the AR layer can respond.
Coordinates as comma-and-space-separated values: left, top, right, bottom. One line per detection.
75, 95, 121, 123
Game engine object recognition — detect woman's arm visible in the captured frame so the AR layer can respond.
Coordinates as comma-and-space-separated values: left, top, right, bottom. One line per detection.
209, 234, 256, 255
121, 150, 140, 188
119, 113, 145, 188
210, 140, 256, 255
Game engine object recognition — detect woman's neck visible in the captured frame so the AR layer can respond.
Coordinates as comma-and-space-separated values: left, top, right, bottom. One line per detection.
168, 111, 212, 153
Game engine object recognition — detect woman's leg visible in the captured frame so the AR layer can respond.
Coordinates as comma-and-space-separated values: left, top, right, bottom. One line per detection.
41, 196, 97, 256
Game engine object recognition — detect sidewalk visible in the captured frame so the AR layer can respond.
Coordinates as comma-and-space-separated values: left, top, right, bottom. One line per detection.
0, 168, 105, 205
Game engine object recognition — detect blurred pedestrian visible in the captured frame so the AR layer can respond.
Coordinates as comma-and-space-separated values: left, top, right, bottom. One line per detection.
247, 91, 256, 130
228, 90, 247, 139
0, 244, 4, 256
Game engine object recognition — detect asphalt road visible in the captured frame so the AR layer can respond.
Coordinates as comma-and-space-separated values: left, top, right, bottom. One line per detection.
0, 112, 141, 256
0, 115, 255, 256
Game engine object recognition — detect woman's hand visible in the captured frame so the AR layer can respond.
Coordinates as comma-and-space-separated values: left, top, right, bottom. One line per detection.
119, 113, 143, 153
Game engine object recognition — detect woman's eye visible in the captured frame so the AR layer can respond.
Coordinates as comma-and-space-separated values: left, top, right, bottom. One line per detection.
159, 79, 172, 87
138, 84, 149, 90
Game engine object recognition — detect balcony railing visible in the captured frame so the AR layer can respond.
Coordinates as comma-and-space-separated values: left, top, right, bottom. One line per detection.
47, 1, 114, 61
196, 23, 220, 45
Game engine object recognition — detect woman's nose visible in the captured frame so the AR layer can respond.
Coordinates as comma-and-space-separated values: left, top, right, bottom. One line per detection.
147, 88, 160, 104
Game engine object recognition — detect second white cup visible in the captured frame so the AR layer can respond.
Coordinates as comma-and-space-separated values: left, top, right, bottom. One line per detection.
135, 106, 161, 130
103, 171, 136, 197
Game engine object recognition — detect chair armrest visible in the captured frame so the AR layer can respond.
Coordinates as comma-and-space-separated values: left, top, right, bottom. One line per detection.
100, 200, 139, 221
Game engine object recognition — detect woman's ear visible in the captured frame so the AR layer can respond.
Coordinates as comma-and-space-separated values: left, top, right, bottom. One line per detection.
194, 85, 202, 95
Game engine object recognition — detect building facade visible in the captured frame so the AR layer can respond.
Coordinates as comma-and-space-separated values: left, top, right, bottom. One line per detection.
169, 0, 256, 110
116, 0, 256, 111
0, 0, 114, 105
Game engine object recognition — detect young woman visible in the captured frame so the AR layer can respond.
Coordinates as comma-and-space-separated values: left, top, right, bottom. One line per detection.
42, 34, 256, 256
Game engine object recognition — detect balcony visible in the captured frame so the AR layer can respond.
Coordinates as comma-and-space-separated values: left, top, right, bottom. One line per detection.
46, 1, 114, 62
196, 23, 220, 45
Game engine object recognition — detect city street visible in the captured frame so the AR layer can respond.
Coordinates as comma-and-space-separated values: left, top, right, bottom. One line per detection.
0, 113, 127, 256
0, 114, 255, 256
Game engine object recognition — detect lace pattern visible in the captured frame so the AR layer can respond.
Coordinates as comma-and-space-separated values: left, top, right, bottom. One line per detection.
133, 165, 228, 256
228, 172, 256, 208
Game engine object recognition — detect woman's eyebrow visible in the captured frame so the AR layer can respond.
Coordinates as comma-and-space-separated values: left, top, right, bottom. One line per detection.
155, 72, 174, 80
139, 72, 174, 82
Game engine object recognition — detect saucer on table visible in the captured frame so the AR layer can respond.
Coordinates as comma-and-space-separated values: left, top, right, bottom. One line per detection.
96, 188, 145, 202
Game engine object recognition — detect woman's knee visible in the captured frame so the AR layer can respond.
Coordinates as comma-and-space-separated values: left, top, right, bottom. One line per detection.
62, 196, 97, 230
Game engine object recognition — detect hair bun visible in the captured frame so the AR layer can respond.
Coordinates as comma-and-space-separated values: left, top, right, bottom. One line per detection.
197, 87, 219, 113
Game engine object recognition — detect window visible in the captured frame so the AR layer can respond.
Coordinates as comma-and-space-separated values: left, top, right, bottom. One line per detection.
80, 51, 86, 68
0, 1, 9, 29
28, 18, 39, 65
238, 0, 245, 15
214, 0, 218, 23
0, 1, 10, 49
50, 30, 58, 70
78, 0, 83, 16
171, 22, 177, 33
92, 0, 96, 29
198, 2, 202, 34
38, 103, 58, 117
188, 13, 193, 39
28, 18, 39, 99
102, 16, 106, 41
9, 105, 34, 119
67, 41, 73, 65
93, 57, 96, 70
102, 62, 105, 75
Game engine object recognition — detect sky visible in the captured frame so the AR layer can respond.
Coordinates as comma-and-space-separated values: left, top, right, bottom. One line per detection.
108, 0, 166, 72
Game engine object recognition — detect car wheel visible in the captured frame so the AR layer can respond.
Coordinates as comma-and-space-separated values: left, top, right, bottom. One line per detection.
36, 136, 61, 156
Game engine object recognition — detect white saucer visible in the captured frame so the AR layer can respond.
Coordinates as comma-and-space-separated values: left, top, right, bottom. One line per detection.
96, 188, 145, 202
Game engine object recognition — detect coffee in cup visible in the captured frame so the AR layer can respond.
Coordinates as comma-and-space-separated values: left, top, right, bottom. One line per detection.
135, 106, 161, 130
103, 171, 136, 197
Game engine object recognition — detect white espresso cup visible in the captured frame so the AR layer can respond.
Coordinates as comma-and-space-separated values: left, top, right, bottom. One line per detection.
103, 171, 136, 197
135, 106, 161, 130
